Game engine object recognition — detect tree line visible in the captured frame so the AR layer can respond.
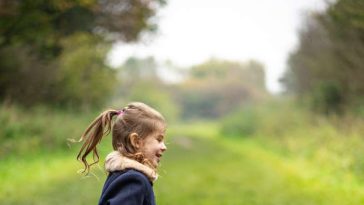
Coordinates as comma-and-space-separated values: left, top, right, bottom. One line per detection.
0, 0, 165, 108
114, 57, 268, 121
0, 0, 268, 121
282, 0, 364, 115
0, 0, 268, 120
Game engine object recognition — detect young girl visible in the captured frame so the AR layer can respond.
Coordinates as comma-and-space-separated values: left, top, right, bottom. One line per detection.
76, 102, 167, 205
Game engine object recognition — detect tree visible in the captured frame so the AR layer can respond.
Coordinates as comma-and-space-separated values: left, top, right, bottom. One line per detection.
0, 0, 166, 107
55, 33, 116, 109
114, 56, 180, 121
282, 0, 364, 114
175, 58, 268, 119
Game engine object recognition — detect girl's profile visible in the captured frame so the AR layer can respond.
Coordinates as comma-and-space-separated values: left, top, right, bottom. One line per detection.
76, 102, 167, 205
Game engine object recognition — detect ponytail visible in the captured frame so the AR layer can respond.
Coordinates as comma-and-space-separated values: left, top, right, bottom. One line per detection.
77, 109, 119, 174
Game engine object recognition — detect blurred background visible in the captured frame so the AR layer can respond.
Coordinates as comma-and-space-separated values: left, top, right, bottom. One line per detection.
1, 0, 364, 204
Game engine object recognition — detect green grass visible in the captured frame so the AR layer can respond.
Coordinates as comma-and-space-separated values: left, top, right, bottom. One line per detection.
154, 132, 364, 205
2, 104, 364, 204
3, 123, 364, 204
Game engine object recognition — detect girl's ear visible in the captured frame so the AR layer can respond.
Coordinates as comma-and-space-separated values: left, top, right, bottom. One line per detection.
129, 133, 141, 149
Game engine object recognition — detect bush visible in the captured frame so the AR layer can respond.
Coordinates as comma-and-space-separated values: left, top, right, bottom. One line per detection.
0, 104, 95, 158
220, 106, 257, 138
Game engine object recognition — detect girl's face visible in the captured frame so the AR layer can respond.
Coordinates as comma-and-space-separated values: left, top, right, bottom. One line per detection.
140, 128, 167, 168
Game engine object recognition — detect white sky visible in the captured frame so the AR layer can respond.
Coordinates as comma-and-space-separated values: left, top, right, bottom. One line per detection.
108, 0, 327, 93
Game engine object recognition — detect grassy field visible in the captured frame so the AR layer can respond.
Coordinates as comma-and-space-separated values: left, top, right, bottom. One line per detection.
2, 105, 364, 204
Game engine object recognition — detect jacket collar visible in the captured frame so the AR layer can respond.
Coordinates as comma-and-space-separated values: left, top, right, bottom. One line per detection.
105, 151, 158, 182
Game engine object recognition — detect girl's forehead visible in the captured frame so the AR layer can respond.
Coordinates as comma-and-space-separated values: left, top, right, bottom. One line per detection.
156, 122, 167, 132
145, 121, 166, 137
144, 130, 165, 142
153, 125, 166, 137
156, 127, 166, 136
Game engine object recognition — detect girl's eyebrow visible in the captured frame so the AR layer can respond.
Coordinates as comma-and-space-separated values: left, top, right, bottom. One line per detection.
158, 134, 164, 140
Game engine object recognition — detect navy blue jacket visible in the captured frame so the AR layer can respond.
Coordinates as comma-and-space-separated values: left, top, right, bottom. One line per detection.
98, 169, 156, 205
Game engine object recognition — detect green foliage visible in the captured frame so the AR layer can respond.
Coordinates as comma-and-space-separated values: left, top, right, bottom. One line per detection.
0, 44, 55, 104
127, 82, 180, 122
0, 0, 165, 108
176, 87, 226, 119
113, 56, 180, 121
220, 99, 312, 139
2, 110, 364, 204
0, 0, 165, 46
220, 105, 258, 137
175, 58, 268, 120
0, 104, 96, 158
219, 99, 364, 186
116, 56, 160, 95
55, 33, 116, 108
311, 81, 343, 114
190, 58, 266, 90
282, 0, 364, 115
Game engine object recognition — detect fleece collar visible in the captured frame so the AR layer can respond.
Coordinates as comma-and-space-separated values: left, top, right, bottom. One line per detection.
105, 151, 158, 182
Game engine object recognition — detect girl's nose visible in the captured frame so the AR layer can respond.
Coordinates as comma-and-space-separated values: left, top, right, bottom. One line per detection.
161, 142, 167, 152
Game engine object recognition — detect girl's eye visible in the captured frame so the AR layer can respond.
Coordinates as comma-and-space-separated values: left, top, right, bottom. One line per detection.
156, 135, 164, 142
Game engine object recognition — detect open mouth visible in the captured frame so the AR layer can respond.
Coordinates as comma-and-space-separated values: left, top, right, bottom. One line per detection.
156, 153, 162, 162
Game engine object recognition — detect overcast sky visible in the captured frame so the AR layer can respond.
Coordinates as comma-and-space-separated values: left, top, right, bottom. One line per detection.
108, 0, 327, 93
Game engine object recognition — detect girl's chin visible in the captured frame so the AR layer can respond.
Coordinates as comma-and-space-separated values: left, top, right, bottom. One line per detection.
153, 160, 160, 167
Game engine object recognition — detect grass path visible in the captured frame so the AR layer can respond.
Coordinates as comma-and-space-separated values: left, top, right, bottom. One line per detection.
218, 138, 364, 204
2, 127, 364, 204
155, 133, 364, 205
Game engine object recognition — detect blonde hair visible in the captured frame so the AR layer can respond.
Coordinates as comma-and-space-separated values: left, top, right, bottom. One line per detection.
76, 102, 165, 174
